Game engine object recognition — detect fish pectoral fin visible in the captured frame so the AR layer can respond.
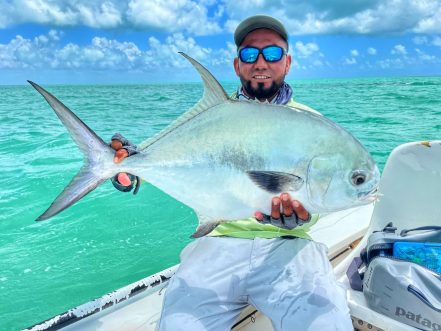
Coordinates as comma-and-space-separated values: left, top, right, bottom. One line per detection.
246, 170, 304, 193
190, 221, 222, 238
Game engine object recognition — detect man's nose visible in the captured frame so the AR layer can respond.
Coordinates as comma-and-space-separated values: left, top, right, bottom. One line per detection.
254, 53, 268, 68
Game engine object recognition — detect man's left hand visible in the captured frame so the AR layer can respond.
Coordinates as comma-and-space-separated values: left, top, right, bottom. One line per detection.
254, 193, 311, 230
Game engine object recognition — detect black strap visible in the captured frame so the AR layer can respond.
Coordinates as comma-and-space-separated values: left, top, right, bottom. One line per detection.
400, 226, 441, 237
133, 176, 141, 195
346, 257, 364, 291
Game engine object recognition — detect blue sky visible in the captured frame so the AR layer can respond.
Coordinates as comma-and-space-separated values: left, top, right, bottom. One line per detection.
1, 0, 441, 84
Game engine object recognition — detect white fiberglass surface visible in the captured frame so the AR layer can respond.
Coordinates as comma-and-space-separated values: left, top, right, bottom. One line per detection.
368, 141, 441, 232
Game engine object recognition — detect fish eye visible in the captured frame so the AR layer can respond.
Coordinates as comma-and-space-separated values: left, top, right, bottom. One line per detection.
351, 170, 366, 186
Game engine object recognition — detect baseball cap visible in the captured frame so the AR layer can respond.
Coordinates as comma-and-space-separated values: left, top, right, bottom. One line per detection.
234, 15, 288, 48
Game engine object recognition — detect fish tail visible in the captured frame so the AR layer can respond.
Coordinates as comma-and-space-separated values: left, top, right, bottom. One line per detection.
28, 81, 117, 221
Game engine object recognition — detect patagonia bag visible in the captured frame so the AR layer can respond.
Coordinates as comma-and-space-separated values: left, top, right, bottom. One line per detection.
347, 223, 441, 330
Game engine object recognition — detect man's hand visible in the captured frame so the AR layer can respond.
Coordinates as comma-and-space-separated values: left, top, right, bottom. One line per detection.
111, 139, 129, 164
254, 193, 311, 230
110, 133, 140, 193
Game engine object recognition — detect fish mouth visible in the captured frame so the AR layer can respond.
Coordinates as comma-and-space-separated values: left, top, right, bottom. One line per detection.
358, 186, 380, 203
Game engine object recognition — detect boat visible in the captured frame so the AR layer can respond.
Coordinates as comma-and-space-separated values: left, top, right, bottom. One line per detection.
25, 140, 441, 331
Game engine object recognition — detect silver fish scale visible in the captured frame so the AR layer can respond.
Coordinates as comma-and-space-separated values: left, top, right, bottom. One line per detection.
139, 101, 357, 167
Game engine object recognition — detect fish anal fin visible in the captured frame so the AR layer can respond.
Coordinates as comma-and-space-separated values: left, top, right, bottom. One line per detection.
190, 221, 221, 238
247, 171, 304, 193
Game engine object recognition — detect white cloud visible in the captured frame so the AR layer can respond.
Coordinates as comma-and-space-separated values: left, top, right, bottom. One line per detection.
312, 59, 323, 67
375, 48, 440, 69
412, 36, 428, 45
0, 1, 124, 28
391, 44, 407, 55
1, 0, 441, 36
350, 49, 359, 57
126, 0, 221, 35
377, 58, 404, 69
415, 48, 437, 62
289, 41, 324, 69
144, 33, 213, 68
0, 30, 65, 69
224, 0, 441, 35
344, 57, 357, 65
145, 34, 236, 69
0, 30, 235, 71
49, 36, 143, 70
367, 47, 377, 55
213, 42, 237, 66
413, 5, 441, 34
0, 0, 222, 35
76, 2, 123, 28
293, 41, 319, 58
433, 36, 441, 47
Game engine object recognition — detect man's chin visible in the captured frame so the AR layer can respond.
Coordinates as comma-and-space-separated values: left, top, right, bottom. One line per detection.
251, 81, 272, 90
241, 78, 281, 100
251, 84, 278, 100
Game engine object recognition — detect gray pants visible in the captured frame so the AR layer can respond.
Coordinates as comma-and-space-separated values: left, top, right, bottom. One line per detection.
158, 237, 352, 331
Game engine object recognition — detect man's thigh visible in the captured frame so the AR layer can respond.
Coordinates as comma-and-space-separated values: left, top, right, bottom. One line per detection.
157, 237, 252, 331
247, 238, 353, 331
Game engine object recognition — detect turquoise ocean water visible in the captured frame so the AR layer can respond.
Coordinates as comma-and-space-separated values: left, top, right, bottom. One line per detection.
1, 77, 441, 330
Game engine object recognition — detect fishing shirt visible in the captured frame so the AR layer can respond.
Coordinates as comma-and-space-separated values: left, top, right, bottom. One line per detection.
209, 87, 321, 239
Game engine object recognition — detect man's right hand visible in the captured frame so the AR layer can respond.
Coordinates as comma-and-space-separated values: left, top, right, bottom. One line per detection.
110, 133, 140, 193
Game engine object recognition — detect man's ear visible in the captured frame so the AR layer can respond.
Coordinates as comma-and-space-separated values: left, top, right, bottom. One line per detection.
285, 54, 292, 75
233, 57, 240, 77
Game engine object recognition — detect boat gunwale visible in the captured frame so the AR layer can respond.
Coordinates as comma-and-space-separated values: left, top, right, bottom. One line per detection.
23, 265, 178, 331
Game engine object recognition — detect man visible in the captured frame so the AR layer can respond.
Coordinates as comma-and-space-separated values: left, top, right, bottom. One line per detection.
112, 15, 353, 331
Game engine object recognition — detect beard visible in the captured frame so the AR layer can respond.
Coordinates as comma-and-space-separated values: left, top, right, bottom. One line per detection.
241, 78, 282, 101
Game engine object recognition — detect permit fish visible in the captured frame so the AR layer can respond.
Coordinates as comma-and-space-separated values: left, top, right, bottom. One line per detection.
29, 52, 380, 238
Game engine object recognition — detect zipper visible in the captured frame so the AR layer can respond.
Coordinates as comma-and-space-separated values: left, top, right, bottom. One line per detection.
370, 255, 441, 276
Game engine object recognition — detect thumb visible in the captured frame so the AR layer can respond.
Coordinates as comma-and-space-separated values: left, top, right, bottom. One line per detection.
117, 173, 132, 186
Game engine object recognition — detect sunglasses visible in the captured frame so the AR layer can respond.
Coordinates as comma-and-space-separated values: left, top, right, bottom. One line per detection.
238, 45, 286, 63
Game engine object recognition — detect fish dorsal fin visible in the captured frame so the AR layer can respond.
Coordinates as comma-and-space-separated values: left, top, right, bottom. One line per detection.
138, 52, 229, 150
179, 52, 229, 105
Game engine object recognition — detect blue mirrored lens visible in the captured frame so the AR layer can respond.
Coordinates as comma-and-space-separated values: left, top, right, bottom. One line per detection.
262, 46, 283, 62
239, 47, 259, 63
239, 46, 284, 63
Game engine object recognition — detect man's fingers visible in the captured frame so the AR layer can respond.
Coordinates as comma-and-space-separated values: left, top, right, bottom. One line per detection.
117, 173, 132, 186
281, 193, 294, 216
271, 197, 281, 219
113, 149, 129, 163
111, 140, 123, 151
292, 200, 310, 222
254, 211, 264, 221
